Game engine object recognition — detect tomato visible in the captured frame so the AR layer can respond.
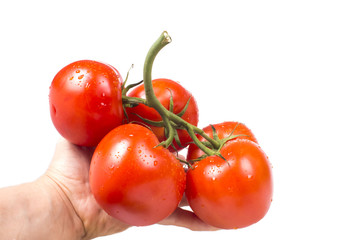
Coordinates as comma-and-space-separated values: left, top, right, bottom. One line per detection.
186, 139, 273, 229
89, 123, 186, 226
187, 121, 258, 161
49, 60, 124, 146
126, 78, 199, 151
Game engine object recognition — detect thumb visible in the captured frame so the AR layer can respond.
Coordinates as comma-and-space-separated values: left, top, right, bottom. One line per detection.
158, 207, 219, 231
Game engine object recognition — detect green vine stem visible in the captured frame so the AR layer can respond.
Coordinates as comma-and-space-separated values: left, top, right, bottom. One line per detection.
142, 31, 222, 156
122, 31, 226, 160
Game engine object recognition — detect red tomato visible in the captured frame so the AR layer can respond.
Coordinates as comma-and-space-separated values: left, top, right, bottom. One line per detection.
126, 78, 199, 151
49, 60, 124, 146
186, 139, 273, 229
187, 121, 258, 161
89, 123, 186, 226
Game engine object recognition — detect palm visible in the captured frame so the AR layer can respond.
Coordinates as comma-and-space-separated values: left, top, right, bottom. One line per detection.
46, 139, 129, 239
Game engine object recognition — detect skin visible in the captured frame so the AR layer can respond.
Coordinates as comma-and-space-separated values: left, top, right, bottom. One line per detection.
0, 139, 216, 240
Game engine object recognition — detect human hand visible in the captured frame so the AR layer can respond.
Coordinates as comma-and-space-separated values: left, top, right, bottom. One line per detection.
41, 138, 216, 239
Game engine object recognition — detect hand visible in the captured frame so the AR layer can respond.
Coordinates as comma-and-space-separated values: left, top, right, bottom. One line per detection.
42, 138, 216, 239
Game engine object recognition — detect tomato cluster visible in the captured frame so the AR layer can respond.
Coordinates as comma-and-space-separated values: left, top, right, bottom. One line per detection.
49, 33, 273, 229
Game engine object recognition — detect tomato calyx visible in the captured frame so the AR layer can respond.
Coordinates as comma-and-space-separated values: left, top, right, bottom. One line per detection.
130, 93, 193, 152
189, 123, 250, 164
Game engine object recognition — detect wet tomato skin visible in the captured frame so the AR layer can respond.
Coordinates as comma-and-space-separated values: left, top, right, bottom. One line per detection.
89, 123, 186, 226
187, 121, 258, 161
49, 60, 124, 147
186, 139, 273, 229
126, 78, 199, 151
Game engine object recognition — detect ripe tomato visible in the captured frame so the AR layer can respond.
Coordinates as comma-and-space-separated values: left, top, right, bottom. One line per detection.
186, 139, 273, 229
49, 60, 124, 146
187, 121, 258, 161
89, 123, 186, 226
126, 78, 199, 151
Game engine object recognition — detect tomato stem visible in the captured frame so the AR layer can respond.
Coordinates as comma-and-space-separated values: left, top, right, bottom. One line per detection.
141, 31, 222, 156
122, 31, 225, 160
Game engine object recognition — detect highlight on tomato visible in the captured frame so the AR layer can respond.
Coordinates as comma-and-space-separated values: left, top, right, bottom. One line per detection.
49, 60, 124, 147
89, 123, 186, 226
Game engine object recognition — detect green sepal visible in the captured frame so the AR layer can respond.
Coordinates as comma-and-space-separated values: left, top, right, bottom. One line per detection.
133, 113, 165, 127
123, 80, 144, 96
210, 124, 220, 141
173, 130, 184, 149
176, 96, 192, 118
121, 64, 134, 92
167, 88, 174, 113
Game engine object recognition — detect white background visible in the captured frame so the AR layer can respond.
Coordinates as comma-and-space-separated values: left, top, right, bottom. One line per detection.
1, 0, 359, 239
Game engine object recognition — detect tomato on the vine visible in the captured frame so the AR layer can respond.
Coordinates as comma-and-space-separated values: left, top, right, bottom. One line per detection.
49, 60, 124, 146
89, 123, 186, 226
186, 138, 273, 229
187, 121, 258, 161
126, 78, 199, 151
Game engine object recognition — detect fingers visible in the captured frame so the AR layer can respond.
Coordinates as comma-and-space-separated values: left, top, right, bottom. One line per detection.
158, 207, 219, 231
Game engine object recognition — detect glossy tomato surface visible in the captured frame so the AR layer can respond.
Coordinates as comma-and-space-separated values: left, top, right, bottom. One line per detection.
186, 139, 273, 229
187, 121, 258, 161
126, 78, 199, 151
49, 60, 124, 146
89, 123, 186, 226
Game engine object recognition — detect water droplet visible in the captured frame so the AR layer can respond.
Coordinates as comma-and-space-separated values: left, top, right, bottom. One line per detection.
129, 134, 134, 137
154, 161, 158, 166
75, 70, 80, 73
102, 93, 106, 97
127, 147, 132, 151
212, 177, 216, 181
247, 174, 252, 179
69, 76, 74, 80
78, 74, 84, 79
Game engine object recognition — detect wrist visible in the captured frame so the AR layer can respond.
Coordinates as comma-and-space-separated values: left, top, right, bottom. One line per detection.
35, 175, 86, 240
